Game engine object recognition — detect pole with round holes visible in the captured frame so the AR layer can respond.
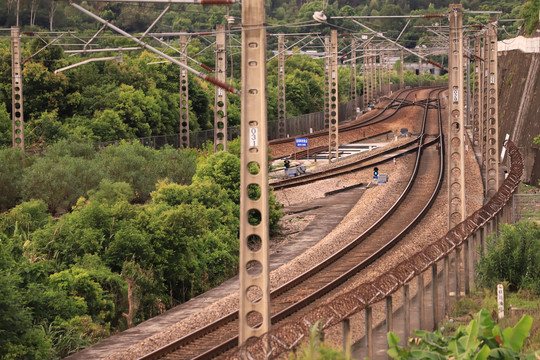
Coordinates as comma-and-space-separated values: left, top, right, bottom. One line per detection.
328, 30, 339, 161
179, 35, 190, 148
277, 33, 286, 138
448, 4, 466, 229
214, 24, 228, 151
239, 0, 270, 348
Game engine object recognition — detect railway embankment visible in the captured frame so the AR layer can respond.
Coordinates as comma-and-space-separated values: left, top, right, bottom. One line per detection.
498, 46, 540, 185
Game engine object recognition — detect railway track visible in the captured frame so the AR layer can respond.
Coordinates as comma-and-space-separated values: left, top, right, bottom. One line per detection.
139, 88, 446, 360
270, 87, 436, 160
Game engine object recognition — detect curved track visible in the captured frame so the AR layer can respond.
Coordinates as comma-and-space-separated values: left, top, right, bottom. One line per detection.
139, 88, 446, 360
270, 87, 435, 160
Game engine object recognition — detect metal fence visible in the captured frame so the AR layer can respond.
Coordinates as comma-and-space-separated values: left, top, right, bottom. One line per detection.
512, 194, 540, 223
96, 98, 364, 150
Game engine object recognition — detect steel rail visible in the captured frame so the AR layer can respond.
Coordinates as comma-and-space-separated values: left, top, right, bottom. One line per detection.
139, 88, 445, 360
271, 87, 442, 164
270, 137, 425, 190
269, 87, 415, 146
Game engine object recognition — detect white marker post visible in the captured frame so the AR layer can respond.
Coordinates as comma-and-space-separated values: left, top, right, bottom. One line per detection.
497, 284, 504, 319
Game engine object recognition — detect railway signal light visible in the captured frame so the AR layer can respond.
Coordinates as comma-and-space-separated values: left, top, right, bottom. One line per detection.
373, 167, 379, 176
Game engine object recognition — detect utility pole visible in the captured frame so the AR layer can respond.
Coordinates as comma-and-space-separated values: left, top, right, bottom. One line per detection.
214, 24, 228, 151
328, 29, 339, 161
350, 38, 357, 108
324, 35, 330, 129
238, 0, 270, 348
485, 20, 499, 199
11, 27, 24, 149
179, 35, 189, 148
448, 4, 466, 229
277, 33, 286, 138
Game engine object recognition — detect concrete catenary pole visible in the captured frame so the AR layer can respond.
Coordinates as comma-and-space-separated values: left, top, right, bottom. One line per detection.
371, 47, 377, 102
179, 35, 190, 148
418, 57, 423, 86
485, 20, 499, 199
11, 27, 24, 149
448, 4, 466, 229
387, 52, 391, 94
465, 37, 472, 126
400, 49, 404, 89
350, 38, 357, 108
472, 33, 483, 147
481, 30, 489, 173
239, 0, 271, 347
378, 47, 383, 95
214, 24, 228, 151
328, 29, 339, 161
363, 43, 370, 109
324, 35, 330, 129
277, 33, 286, 138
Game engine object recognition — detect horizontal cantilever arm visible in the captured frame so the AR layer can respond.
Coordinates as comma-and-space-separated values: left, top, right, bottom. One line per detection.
81, 0, 239, 3
348, 18, 447, 71
70, 1, 240, 94
54, 56, 120, 74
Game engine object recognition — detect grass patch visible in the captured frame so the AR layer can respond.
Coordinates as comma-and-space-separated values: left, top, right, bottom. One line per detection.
519, 182, 539, 194
440, 287, 540, 352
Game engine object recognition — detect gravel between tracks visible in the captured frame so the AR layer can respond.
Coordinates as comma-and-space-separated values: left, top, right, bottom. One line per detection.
103, 88, 484, 360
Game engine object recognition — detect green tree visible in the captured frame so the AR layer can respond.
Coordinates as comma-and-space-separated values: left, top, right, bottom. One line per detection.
0, 234, 53, 359
96, 141, 162, 203
0, 102, 10, 147
0, 147, 29, 212
520, 0, 540, 35
477, 221, 540, 293
193, 150, 282, 234
22, 154, 104, 214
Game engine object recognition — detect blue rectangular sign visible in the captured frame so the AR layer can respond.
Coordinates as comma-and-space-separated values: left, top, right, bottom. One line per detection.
295, 138, 308, 147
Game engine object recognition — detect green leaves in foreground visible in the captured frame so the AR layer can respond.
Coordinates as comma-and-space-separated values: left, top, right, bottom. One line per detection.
387, 309, 539, 359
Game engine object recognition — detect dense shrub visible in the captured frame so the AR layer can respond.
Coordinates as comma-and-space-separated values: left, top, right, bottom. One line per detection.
96, 142, 197, 204
476, 221, 540, 293
194, 150, 282, 234
0, 147, 29, 212
22, 154, 105, 214
520, 0, 540, 35
0, 139, 283, 356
